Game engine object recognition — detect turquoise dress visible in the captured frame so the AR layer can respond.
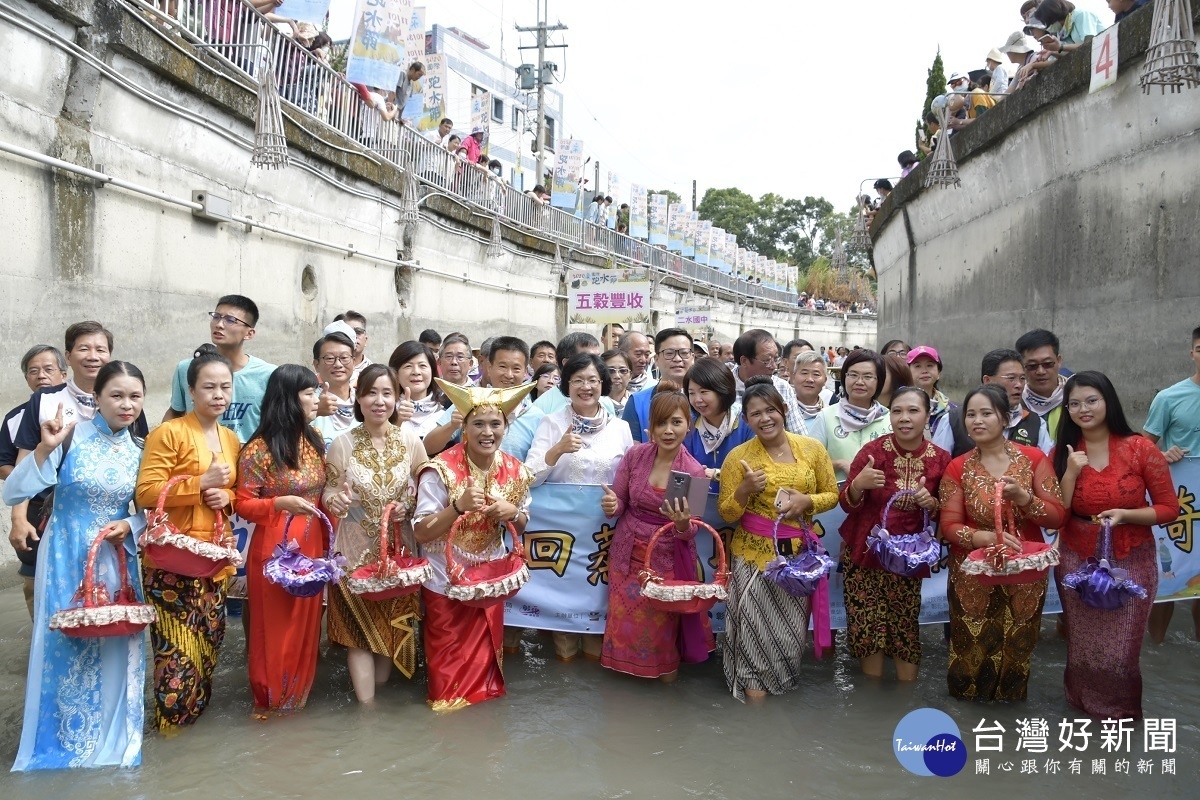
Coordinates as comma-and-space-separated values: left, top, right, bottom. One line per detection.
2, 418, 147, 771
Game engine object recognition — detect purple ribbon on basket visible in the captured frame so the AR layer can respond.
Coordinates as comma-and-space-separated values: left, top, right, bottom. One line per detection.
263, 512, 346, 598
746, 512, 835, 659
1061, 518, 1148, 610
864, 490, 941, 578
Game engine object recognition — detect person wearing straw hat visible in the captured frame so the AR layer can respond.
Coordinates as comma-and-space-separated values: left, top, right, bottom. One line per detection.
4, 361, 149, 770
985, 47, 1012, 94
412, 380, 536, 711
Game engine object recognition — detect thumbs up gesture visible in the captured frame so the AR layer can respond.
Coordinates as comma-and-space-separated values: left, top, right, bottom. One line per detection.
738, 459, 768, 495
327, 480, 354, 517
395, 387, 414, 423
457, 476, 487, 514
554, 428, 583, 458
199, 458, 233, 491
852, 455, 885, 493
913, 475, 939, 511
1064, 444, 1089, 476
317, 382, 339, 417
600, 483, 619, 517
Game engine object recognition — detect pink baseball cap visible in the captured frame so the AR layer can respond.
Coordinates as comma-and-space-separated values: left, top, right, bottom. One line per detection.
906, 345, 941, 366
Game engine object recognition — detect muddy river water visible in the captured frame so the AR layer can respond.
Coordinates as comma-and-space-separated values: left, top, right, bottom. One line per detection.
0, 589, 1197, 799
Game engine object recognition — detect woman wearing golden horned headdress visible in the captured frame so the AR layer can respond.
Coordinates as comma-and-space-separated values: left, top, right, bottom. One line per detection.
412, 379, 535, 711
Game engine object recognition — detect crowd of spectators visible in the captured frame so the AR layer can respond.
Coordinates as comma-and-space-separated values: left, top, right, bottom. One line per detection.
885, 1, 1139, 181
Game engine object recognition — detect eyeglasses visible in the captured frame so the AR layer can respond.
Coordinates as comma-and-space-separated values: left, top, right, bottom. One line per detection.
884, 349, 908, 357
25, 366, 64, 378
996, 373, 1026, 383
352, 327, 366, 336
208, 311, 251, 328
441, 354, 469, 362
1023, 359, 1059, 373
320, 355, 354, 366
845, 371, 878, 384
754, 357, 780, 369
658, 348, 694, 362
1067, 397, 1103, 412
569, 378, 602, 388
607, 367, 631, 376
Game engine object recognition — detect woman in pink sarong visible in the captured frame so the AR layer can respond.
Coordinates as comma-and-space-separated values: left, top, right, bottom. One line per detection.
600, 382, 713, 681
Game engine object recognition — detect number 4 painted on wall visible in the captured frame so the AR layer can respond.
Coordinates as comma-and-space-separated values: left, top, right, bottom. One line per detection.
1090, 25, 1119, 93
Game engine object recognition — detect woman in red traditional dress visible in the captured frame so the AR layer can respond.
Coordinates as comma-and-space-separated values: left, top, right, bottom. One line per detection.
840, 386, 950, 681
236, 365, 326, 718
938, 384, 1066, 702
1052, 371, 1177, 719
412, 380, 535, 711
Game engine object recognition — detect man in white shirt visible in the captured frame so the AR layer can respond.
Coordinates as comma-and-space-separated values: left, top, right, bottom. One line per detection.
730, 329, 806, 435
986, 48, 1011, 94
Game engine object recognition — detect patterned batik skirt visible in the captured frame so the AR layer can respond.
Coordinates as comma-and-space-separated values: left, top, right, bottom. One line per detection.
600, 542, 714, 678
946, 554, 1046, 702
842, 560, 923, 664
143, 567, 227, 730
328, 579, 421, 679
723, 557, 811, 703
1056, 540, 1158, 719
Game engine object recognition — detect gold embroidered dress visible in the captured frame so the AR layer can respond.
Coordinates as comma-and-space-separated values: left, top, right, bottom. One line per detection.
323, 424, 428, 677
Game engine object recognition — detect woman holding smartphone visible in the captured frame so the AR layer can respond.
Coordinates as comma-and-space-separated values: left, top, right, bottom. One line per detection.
599, 381, 711, 681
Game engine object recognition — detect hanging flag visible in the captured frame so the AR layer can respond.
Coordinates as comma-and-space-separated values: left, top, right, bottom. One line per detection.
346, 0, 413, 90
695, 221, 712, 265
629, 185, 649, 239
648, 194, 669, 246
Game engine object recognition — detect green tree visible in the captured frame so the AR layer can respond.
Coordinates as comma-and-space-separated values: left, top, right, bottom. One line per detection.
917, 49, 946, 156
697, 187, 757, 240
778, 196, 834, 268
647, 188, 683, 206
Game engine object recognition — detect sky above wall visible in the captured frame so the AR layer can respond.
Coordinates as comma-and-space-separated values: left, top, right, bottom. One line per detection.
328, 0, 1115, 209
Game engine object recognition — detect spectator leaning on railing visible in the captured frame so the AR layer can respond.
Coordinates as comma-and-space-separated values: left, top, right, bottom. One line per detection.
1026, 0, 1103, 56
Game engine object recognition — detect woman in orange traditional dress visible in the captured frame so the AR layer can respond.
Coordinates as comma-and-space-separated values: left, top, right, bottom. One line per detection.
235, 365, 326, 717
136, 345, 240, 730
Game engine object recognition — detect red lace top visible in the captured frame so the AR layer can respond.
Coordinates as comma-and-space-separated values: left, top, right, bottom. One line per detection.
938, 442, 1066, 556
839, 434, 951, 568
1054, 435, 1177, 559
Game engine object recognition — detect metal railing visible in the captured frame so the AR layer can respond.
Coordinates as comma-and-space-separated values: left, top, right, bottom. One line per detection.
128, 0, 845, 313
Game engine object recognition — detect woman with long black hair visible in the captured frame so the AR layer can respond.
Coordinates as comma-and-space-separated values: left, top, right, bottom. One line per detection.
1052, 371, 1176, 718
235, 364, 327, 718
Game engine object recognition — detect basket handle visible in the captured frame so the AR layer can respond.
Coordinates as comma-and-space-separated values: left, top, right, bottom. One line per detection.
153, 473, 195, 516
444, 512, 523, 580
991, 481, 1021, 552
283, 508, 336, 555
81, 527, 136, 607
646, 520, 727, 579
1098, 518, 1114, 562
880, 489, 931, 531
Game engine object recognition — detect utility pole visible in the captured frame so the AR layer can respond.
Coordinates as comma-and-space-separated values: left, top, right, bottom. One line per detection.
517, 1, 567, 188
692, 179, 697, 212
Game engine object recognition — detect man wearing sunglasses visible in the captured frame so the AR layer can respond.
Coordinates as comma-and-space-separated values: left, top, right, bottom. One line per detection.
1015, 328, 1072, 448
162, 294, 276, 444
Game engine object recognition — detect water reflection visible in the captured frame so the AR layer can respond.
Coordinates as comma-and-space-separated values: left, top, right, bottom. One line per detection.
0, 587, 1197, 799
